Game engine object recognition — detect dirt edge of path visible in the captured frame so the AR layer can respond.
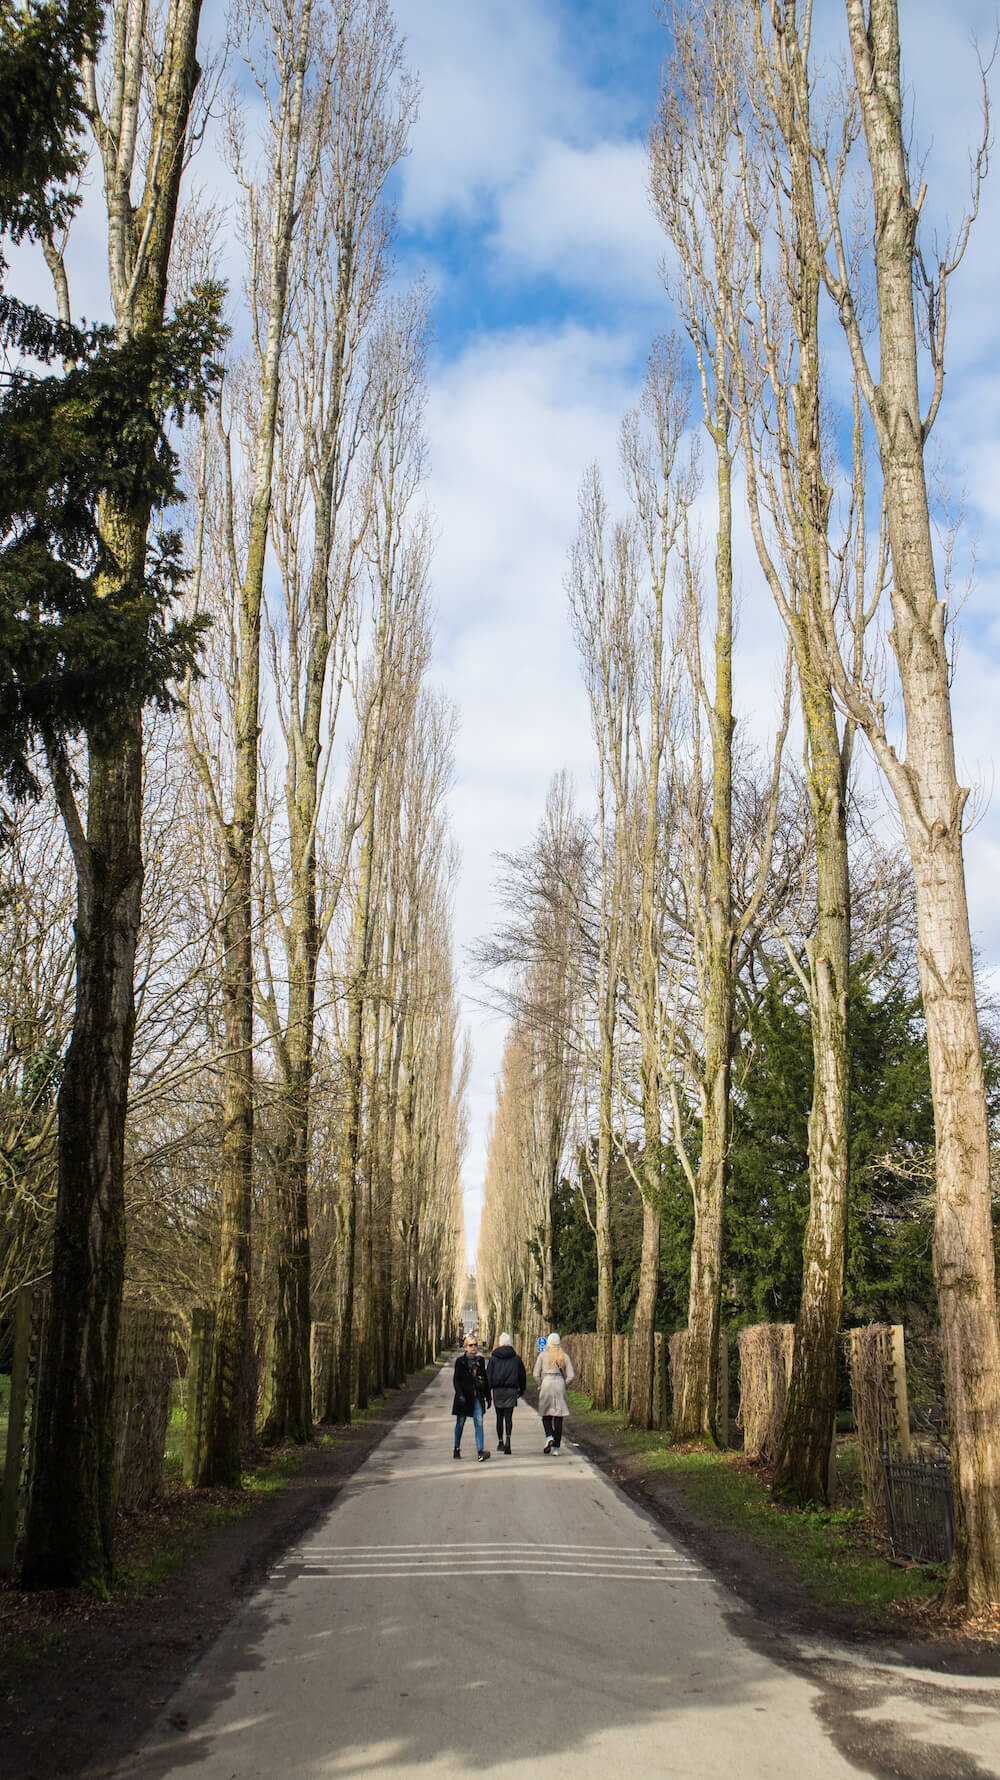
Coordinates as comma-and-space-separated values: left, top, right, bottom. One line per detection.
0, 1358, 448, 1780
565, 1412, 1000, 1679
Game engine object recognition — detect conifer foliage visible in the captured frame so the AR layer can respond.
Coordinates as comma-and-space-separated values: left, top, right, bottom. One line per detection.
0, 0, 223, 813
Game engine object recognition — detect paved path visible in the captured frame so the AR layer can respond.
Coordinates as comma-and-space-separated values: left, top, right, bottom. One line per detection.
128, 1363, 1000, 1780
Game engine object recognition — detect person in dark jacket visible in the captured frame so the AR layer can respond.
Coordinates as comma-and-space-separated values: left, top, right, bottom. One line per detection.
452, 1335, 492, 1460
487, 1332, 527, 1455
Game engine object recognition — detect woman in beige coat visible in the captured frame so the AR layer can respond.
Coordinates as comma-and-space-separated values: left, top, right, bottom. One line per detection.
533, 1331, 575, 1454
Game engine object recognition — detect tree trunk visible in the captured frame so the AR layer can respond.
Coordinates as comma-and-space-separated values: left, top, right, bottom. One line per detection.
331, 813, 375, 1423
355, 1146, 374, 1411
261, 1058, 313, 1445
23, 0, 203, 1586
592, 757, 619, 1412
540, 1187, 555, 1330
843, 0, 1000, 1604
628, 1193, 661, 1429
673, 1117, 723, 1443
331, 984, 363, 1424
771, 125, 852, 1503
197, 824, 254, 1483
674, 412, 734, 1446
196, 0, 316, 1471
381, 982, 408, 1390
775, 664, 850, 1502
22, 725, 141, 1591
588, 1007, 616, 1409
593, 1120, 615, 1409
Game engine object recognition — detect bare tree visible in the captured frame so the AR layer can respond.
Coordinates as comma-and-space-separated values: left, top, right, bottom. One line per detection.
23, 0, 207, 1590
655, 0, 861, 1494
762, 0, 1000, 1603
327, 288, 432, 1423
732, 2, 876, 1503
568, 478, 635, 1408
477, 1025, 542, 1340
0, 800, 74, 1315
374, 689, 460, 1387
475, 778, 592, 1353
651, 8, 745, 1441
617, 342, 693, 1429
182, 0, 325, 1472
253, 0, 415, 1443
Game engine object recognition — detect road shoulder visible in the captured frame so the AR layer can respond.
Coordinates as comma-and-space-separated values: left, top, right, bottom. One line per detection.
565, 1407, 1000, 1679
0, 1360, 447, 1780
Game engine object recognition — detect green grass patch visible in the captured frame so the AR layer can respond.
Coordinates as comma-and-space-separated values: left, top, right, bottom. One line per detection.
162, 1400, 186, 1479
569, 1391, 944, 1615
116, 1445, 313, 1592
347, 1394, 387, 1426
0, 1624, 67, 1670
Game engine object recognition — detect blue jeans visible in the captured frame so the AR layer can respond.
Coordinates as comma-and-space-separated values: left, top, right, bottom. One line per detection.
454, 1398, 484, 1453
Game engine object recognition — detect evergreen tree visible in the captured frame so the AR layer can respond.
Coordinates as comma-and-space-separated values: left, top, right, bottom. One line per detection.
553, 963, 988, 1356
725, 963, 952, 1327
1, 0, 222, 1591
0, 0, 222, 818
551, 1148, 692, 1339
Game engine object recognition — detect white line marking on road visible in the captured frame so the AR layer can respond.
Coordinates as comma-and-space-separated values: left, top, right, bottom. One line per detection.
282, 1559, 693, 1573
268, 1541, 706, 1588
298, 1543, 691, 1554
281, 1558, 697, 1570
274, 1567, 703, 1582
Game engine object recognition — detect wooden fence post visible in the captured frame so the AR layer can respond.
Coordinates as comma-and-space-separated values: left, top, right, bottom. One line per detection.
891, 1324, 912, 1459
612, 1335, 626, 1411
652, 1333, 668, 1429
183, 1307, 215, 1486
717, 1329, 729, 1448
844, 1322, 910, 1520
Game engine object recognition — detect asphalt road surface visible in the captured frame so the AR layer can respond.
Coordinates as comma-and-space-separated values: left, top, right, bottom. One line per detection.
127, 1362, 1000, 1780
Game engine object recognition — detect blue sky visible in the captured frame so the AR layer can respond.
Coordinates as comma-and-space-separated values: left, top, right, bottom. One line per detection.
13, 0, 1000, 1262
393, 0, 668, 375
382, 1, 1000, 1261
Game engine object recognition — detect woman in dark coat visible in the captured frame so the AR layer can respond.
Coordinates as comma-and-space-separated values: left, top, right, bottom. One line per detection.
487, 1332, 527, 1455
452, 1334, 492, 1460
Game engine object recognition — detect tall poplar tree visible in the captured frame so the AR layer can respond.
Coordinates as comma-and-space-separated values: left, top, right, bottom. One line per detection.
12, 0, 219, 1591
766, 0, 1000, 1606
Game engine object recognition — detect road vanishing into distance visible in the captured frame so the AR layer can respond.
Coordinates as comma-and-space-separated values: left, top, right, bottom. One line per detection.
126, 1363, 1000, 1780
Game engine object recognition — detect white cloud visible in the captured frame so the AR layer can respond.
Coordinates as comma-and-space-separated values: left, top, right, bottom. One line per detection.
426, 322, 645, 633
398, 0, 590, 223
422, 324, 642, 1251
403, 0, 1000, 1261
421, 325, 798, 1258
489, 138, 664, 298
14, 0, 1000, 1273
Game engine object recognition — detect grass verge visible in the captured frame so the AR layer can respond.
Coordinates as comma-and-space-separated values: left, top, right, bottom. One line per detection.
568, 1391, 945, 1618
0, 1443, 317, 1676
2, 1369, 444, 1661
110, 1448, 316, 1593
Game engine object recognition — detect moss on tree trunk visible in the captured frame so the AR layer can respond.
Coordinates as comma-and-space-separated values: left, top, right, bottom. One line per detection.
21, 725, 140, 1591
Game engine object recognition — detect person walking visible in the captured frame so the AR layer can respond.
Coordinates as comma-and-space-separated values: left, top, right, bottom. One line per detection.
487, 1332, 527, 1454
452, 1333, 491, 1461
533, 1331, 575, 1454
